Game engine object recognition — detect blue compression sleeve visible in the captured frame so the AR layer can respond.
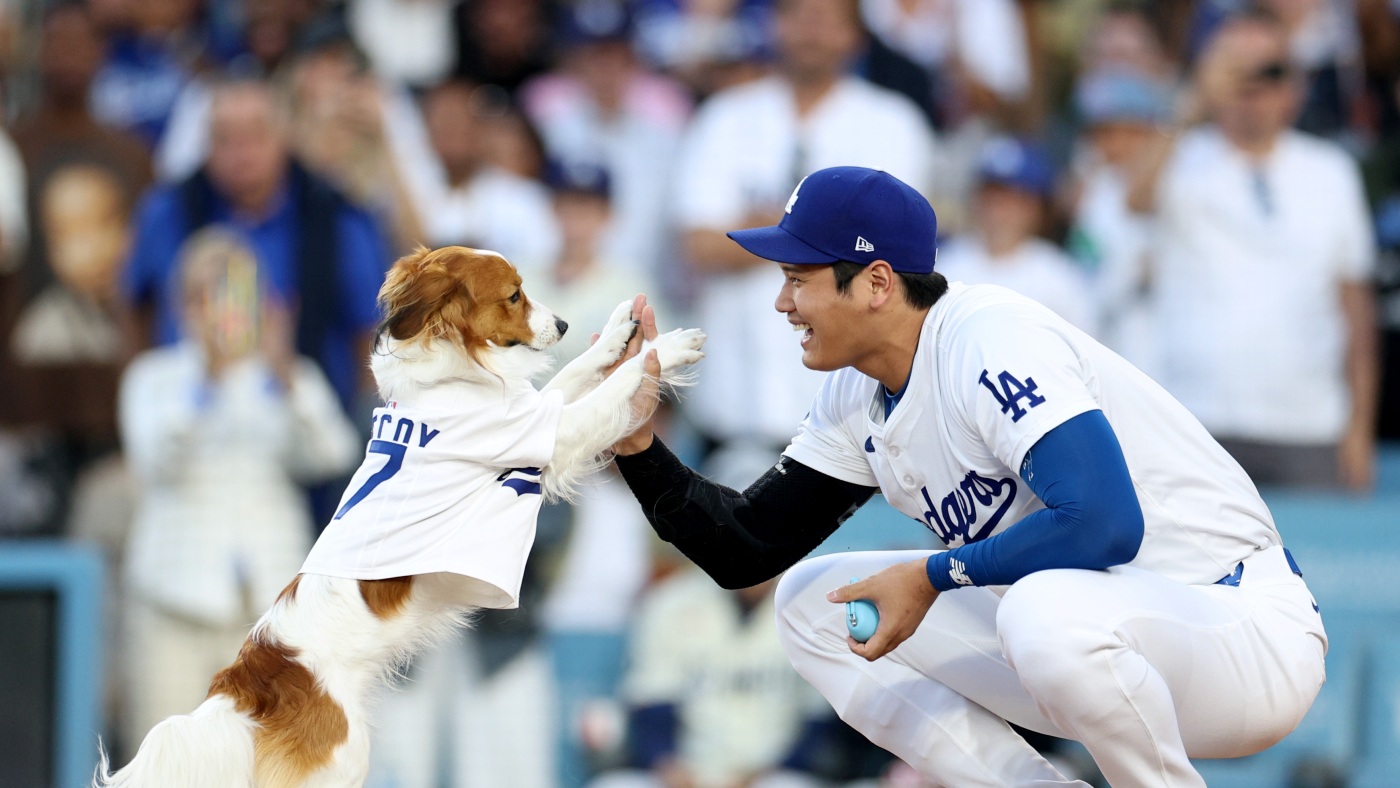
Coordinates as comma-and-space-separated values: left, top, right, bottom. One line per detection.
925, 410, 1144, 592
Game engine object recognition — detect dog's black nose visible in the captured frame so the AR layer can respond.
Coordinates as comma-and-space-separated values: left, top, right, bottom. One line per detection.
555, 317, 569, 337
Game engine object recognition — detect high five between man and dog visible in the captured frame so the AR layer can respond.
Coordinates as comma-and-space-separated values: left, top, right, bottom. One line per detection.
609, 166, 1326, 787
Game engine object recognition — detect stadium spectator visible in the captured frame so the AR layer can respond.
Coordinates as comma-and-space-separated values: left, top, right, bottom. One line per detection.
673, 0, 938, 488
936, 136, 1096, 335
0, 1, 152, 541
116, 227, 359, 754
347, 0, 457, 88
123, 78, 390, 411
632, 0, 772, 99
453, 0, 556, 97
1065, 68, 1175, 375
1078, 3, 1178, 81
155, 0, 311, 181
858, 0, 1032, 123
88, 0, 204, 149
475, 92, 552, 181
521, 0, 693, 280
9, 165, 130, 365
393, 80, 559, 271
284, 28, 426, 254
590, 571, 831, 788
1188, 0, 1368, 143
1129, 11, 1379, 490
9, 3, 152, 243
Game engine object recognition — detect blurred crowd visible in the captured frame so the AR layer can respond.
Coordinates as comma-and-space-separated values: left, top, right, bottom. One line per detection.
0, 0, 1397, 786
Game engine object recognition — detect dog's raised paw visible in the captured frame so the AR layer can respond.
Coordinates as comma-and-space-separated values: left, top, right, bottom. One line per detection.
592, 318, 639, 366
601, 299, 637, 338
647, 328, 707, 377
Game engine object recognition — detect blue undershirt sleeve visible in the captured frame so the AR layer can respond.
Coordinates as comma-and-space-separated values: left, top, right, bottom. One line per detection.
925, 410, 1144, 593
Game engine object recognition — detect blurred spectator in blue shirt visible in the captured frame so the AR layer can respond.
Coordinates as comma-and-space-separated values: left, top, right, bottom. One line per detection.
123, 78, 389, 411
89, 0, 205, 148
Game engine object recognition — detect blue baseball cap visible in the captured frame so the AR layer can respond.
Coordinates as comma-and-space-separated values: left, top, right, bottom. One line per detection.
976, 137, 1055, 198
544, 158, 612, 199
726, 166, 938, 274
1075, 69, 1171, 126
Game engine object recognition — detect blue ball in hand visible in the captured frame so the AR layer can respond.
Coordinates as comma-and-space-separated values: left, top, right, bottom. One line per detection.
845, 576, 879, 643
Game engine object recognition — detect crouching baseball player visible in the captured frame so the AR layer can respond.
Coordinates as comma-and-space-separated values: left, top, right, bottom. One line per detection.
609, 166, 1326, 786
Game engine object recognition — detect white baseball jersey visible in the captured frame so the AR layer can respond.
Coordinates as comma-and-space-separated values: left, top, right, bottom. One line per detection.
301, 378, 564, 609
784, 282, 1280, 586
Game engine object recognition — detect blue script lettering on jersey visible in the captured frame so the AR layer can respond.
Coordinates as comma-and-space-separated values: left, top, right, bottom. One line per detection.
978, 369, 1046, 423
497, 467, 543, 496
918, 471, 1017, 546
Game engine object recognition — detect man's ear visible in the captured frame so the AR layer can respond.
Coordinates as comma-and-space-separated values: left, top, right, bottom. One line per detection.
866, 260, 898, 309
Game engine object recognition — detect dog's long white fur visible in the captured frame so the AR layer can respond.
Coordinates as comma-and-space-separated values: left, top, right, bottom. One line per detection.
97, 296, 704, 788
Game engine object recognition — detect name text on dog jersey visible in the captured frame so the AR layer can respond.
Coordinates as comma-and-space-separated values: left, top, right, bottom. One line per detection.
919, 471, 1018, 546
373, 413, 441, 447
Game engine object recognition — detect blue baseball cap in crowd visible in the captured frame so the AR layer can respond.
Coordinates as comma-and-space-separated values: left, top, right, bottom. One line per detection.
1075, 69, 1172, 127
976, 137, 1056, 198
544, 158, 612, 199
557, 0, 633, 47
726, 166, 938, 274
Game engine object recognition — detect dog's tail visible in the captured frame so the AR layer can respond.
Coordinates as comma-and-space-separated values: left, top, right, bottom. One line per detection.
94, 694, 256, 788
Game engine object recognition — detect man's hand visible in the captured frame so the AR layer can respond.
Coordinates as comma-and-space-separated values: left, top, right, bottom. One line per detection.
826, 558, 939, 661
597, 294, 662, 456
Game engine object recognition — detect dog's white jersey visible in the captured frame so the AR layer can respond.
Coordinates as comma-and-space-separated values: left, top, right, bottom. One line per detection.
785, 282, 1279, 586
302, 377, 563, 608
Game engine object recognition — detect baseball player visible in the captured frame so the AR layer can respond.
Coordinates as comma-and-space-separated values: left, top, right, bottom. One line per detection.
610, 166, 1326, 786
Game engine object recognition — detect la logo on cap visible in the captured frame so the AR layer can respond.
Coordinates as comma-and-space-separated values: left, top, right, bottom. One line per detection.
785, 176, 807, 215
855, 236, 874, 252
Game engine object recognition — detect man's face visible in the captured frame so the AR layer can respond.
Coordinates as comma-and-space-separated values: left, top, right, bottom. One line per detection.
424, 85, 482, 174
206, 87, 289, 207
40, 8, 104, 101
976, 183, 1042, 248
774, 263, 867, 371
1208, 24, 1301, 143
773, 0, 863, 82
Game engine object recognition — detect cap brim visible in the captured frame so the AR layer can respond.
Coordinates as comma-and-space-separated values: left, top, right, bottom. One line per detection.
726, 225, 839, 264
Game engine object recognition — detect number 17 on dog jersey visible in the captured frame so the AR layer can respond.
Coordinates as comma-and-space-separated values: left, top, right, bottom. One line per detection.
301, 380, 565, 609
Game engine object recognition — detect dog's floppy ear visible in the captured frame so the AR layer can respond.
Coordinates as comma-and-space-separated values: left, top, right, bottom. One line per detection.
377, 246, 456, 343
375, 246, 486, 354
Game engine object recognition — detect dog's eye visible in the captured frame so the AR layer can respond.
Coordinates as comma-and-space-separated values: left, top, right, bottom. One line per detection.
509, 290, 521, 304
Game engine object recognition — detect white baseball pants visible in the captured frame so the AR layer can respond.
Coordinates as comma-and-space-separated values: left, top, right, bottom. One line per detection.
775, 546, 1327, 787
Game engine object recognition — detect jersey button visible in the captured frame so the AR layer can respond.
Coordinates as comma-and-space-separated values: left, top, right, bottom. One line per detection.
889, 447, 901, 457
902, 474, 915, 485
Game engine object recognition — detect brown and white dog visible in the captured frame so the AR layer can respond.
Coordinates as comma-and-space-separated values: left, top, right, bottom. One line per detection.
97, 246, 705, 787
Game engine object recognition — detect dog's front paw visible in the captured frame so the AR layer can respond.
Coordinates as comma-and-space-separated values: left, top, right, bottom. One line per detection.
600, 299, 636, 338
646, 328, 707, 381
591, 316, 638, 368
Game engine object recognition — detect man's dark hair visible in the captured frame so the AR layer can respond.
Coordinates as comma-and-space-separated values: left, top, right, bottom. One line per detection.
831, 260, 947, 309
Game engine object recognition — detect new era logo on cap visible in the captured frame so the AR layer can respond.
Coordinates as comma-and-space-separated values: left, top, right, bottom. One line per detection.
725, 166, 938, 274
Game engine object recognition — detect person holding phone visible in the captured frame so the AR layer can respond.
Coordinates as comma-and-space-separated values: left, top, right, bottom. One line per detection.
116, 227, 361, 752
